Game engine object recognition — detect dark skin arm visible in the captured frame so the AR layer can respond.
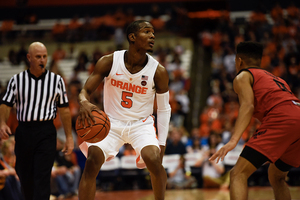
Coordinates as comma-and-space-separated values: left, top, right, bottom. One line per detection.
209, 71, 254, 163
154, 63, 170, 162
77, 54, 113, 127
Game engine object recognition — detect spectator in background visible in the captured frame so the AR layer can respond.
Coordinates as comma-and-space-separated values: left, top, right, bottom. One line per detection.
166, 52, 182, 76
52, 44, 66, 61
8, 49, 18, 65
52, 19, 66, 42
100, 11, 116, 40
123, 144, 136, 156
186, 128, 202, 153
67, 82, 80, 131
88, 47, 103, 75
195, 132, 229, 189
66, 44, 79, 60
0, 138, 24, 200
1, 137, 15, 168
67, 15, 82, 42
74, 56, 87, 72
16, 44, 27, 65
169, 70, 185, 93
223, 47, 236, 81
114, 25, 125, 50
51, 138, 80, 199
114, 7, 127, 29
286, 2, 299, 20
271, 2, 283, 22
81, 15, 96, 41
74, 51, 89, 72
125, 8, 135, 27
165, 127, 187, 155
175, 89, 190, 128
167, 155, 197, 189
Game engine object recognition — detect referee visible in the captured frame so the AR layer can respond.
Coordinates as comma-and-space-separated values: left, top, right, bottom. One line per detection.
0, 42, 74, 200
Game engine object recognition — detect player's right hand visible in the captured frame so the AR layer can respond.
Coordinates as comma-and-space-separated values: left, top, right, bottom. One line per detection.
0, 124, 12, 139
209, 140, 237, 163
78, 100, 101, 128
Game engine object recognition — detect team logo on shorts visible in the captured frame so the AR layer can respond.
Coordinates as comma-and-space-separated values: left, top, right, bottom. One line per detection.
253, 129, 267, 139
141, 75, 148, 86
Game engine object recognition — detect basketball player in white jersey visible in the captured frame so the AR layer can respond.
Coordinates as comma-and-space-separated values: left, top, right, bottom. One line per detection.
77, 20, 171, 200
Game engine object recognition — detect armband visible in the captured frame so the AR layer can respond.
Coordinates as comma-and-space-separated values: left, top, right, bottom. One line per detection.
156, 91, 171, 146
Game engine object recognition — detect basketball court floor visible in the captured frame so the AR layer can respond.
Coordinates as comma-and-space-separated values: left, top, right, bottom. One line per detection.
62, 186, 300, 200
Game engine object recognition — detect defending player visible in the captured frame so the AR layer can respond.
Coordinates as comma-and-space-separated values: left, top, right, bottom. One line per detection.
210, 41, 300, 200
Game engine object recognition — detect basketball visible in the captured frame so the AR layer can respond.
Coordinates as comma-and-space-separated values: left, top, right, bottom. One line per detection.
76, 110, 110, 143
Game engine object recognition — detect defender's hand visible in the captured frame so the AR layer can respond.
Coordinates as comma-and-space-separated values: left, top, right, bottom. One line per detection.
209, 140, 237, 163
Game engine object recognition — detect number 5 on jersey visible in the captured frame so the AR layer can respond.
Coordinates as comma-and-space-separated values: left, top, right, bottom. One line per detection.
121, 91, 133, 108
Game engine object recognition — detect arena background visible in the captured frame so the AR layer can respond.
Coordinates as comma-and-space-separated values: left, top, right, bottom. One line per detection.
0, 0, 300, 199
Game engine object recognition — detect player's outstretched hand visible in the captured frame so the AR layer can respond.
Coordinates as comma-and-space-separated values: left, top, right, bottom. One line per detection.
78, 100, 102, 128
209, 140, 237, 163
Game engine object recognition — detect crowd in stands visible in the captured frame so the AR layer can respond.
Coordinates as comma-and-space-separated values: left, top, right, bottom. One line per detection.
0, 3, 190, 44
198, 1, 300, 150
0, 1, 300, 198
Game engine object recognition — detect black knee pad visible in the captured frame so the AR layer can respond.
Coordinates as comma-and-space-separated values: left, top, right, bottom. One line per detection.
240, 146, 271, 169
274, 159, 293, 172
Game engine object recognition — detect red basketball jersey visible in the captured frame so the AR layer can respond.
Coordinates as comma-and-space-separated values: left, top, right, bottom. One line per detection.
240, 68, 299, 122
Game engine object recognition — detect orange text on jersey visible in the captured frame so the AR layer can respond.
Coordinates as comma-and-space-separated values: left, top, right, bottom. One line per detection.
111, 79, 148, 94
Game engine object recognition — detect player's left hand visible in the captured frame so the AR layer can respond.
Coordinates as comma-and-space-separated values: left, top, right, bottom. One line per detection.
209, 140, 237, 163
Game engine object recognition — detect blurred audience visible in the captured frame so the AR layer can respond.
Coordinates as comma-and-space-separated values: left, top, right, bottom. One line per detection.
165, 127, 187, 155
0, 138, 24, 200
51, 138, 80, 199
167, 155, 197, 189
194, 132, 229, 189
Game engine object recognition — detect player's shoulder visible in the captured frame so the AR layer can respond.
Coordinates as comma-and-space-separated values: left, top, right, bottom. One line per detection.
155, 63, 168, 78
98, 53, 114, 64
234, 69, 253, 85
95, 53, 114, 69
236, 68, 255, 79
94, 53, 114, 76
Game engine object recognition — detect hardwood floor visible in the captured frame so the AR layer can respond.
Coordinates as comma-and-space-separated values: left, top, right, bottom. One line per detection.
84, 186, 300, 200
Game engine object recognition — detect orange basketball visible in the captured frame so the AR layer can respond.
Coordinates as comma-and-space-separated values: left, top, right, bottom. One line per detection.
76, 110, 110, 143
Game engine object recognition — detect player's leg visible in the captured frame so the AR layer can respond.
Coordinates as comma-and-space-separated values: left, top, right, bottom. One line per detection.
230, 146, 270, 200
78, 146, 105, 200
230, 157, 257, 200
268, 136, 300, 200
141, 145, 167, 200
268, 162, 291, 200
78, 118, 125, 200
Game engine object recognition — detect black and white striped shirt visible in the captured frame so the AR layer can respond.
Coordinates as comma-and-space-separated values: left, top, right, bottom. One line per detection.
1, 69, 69, 122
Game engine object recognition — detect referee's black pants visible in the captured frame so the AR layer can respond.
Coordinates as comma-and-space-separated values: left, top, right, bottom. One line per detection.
15, 120, 57, 200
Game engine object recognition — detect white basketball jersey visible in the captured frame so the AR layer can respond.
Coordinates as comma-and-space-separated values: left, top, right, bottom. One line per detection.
104, 50, 158, 121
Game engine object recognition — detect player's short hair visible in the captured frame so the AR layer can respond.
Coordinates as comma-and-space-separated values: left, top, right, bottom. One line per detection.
236, 41, 263, 60
126, 20, 149, 43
